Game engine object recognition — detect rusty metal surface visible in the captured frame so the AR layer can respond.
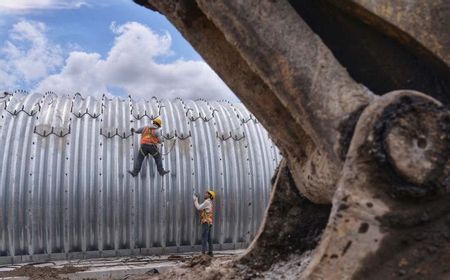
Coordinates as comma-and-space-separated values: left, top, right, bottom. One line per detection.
343, 0, 450, 68
0, 91, 281, 263
135, 0, 450, 278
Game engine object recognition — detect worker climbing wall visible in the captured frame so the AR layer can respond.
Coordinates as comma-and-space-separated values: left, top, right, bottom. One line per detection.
0, 90, 281, 263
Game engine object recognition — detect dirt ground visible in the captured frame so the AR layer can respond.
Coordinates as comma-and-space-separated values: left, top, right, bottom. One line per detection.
0, 253, 254, 280
126, 255, 245, 280
0, 264, 86, 280
127, 252, 312, 280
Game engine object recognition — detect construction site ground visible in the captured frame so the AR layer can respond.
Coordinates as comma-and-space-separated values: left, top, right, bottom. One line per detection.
0, 250, 246, 280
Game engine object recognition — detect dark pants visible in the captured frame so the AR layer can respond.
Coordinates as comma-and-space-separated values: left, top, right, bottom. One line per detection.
133, 144, 165, 175
202, 223, 213, 254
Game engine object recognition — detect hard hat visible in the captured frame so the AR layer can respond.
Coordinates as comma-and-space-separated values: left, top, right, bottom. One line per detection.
207, 190, 216, 199
153, 117, 162, 127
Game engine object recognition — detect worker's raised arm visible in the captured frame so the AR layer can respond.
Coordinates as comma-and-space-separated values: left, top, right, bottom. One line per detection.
193, 196, 211, 211
134, 127, 145, 134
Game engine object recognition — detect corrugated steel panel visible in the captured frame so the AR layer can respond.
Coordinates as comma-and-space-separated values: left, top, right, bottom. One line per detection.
0, 91, 281, 262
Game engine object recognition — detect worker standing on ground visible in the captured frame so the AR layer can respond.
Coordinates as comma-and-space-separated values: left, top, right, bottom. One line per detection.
128, 117, 170, 177
193, 190, 216, 257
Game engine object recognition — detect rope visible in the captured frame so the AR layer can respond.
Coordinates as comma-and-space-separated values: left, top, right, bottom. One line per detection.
140, 139, 176, 158
161, 139, 176, 156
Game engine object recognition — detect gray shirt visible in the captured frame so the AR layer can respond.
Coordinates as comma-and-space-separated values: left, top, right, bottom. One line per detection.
194, 197, 213, 213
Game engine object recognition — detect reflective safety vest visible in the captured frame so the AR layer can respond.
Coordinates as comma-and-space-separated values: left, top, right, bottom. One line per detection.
200, 204, 214, 225
141, 127, 159, 145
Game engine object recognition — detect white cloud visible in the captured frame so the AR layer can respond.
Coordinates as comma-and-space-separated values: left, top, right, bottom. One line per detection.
0, 60, 15, 87
0, 19, 236, 101
35, 21, 236, 101
0, 20, 64, 87
0, 0, 88, 11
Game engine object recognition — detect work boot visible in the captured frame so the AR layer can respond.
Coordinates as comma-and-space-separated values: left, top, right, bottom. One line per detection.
208, 252, 214, 257
128, 170, 138, 177
160, 170, 170, 176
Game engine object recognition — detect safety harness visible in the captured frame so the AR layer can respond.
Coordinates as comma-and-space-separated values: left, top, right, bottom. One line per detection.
139, 127, 176, 157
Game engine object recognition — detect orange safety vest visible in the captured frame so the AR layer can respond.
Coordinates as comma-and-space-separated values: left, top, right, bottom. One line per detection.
140, 127, 159, 145
200, 203, 214, 225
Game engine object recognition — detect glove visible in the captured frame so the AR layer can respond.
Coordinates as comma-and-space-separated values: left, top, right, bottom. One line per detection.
131, 128, 135, 133
193, 193, 198, 200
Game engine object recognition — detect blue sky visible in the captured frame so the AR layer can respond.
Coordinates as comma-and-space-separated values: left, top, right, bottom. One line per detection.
0, 0, 237, 101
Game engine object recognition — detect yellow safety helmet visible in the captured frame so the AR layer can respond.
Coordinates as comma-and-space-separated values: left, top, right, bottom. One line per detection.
153, 117, 162, 127
207, 190, 216, 200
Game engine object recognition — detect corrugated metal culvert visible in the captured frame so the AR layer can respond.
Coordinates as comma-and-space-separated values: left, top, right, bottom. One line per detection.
0, 90, 281, 263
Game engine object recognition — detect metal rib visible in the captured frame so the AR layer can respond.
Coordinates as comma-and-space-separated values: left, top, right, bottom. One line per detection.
0, 92, 281, 263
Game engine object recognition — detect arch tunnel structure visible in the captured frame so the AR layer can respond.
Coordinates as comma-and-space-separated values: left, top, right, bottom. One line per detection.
0, 90, 281, 263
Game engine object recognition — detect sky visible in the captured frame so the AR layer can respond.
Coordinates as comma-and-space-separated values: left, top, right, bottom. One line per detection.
0, 0, 238, 101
